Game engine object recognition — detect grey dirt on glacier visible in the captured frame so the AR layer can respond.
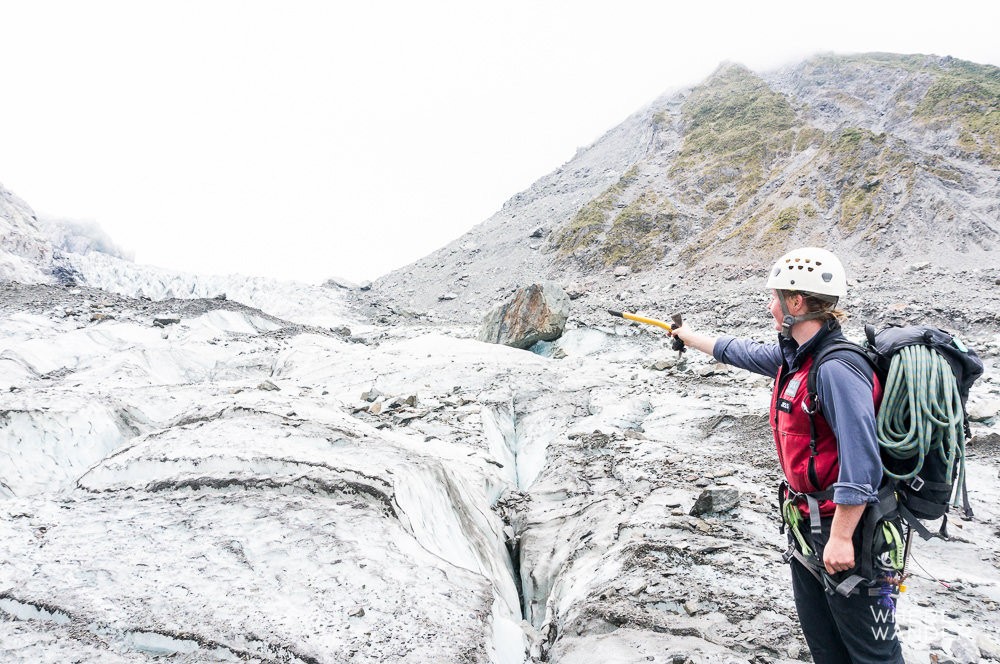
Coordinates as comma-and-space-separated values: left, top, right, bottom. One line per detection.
2, 52, 1000, 664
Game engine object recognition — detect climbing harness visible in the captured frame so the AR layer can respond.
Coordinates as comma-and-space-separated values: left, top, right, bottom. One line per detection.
780, 481, 905, 599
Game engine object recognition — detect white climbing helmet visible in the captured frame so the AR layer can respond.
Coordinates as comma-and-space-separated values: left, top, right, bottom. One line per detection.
765, 247, 847, 303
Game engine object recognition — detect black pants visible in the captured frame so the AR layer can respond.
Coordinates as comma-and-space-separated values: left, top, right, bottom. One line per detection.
789, 520, 904, 663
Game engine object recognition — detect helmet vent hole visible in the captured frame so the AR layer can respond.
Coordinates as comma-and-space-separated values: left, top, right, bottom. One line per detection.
807, 267, 814, 272
822, 272, 833, 283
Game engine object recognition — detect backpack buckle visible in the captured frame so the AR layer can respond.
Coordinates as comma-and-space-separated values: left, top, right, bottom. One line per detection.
909, 476, 925, 493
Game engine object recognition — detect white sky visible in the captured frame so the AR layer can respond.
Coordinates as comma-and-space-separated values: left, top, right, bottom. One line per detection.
1, 1, 998, 284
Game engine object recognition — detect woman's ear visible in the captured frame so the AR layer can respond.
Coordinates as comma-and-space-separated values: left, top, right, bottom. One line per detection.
784, 292, 805, 314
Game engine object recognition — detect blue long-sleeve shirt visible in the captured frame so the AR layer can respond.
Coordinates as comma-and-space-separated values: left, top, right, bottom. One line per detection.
713, 325, 882, 505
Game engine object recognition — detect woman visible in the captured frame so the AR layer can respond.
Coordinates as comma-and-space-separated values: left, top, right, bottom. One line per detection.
670, 247, 903, 664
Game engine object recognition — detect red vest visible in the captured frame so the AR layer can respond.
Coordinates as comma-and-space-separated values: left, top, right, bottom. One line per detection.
770, 354, 882, 517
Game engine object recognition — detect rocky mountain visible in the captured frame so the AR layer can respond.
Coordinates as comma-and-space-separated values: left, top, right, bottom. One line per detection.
0, 185, 64, 284
369, 53, 1000, 321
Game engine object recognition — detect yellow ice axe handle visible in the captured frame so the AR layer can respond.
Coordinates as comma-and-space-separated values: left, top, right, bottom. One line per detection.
607, 310, 685, 352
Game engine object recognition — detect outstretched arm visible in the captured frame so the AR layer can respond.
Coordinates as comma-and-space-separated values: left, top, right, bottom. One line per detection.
671, 324, 717, 356
673, 324, 783, 379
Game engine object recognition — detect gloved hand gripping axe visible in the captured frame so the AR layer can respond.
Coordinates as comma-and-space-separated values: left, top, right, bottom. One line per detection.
607, 310, 686, 354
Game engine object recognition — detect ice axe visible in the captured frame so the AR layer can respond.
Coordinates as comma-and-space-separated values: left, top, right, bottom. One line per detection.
607, 310, 686, 353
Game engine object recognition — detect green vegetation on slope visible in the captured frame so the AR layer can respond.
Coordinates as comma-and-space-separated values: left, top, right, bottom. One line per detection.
552, 166, 640, 257
600, 191, 678, 269
806, 52, 931, 72
828, 127, 913, 233
914, 59, 1000, 163
554, 54, 996, 270
674, 63, 798, 198
804, 53, 999, 163
551, 164, 684, 271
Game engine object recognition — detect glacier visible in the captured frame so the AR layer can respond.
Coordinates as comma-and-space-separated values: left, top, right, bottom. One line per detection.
1, 250, 998, 663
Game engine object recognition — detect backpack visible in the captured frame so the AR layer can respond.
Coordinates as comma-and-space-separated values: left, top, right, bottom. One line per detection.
807, 324, 985, 542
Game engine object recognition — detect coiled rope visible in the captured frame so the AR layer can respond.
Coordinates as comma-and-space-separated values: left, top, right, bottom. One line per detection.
876, 344, 966, 507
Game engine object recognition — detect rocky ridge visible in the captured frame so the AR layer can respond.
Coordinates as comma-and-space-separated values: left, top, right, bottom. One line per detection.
363, 53, 1000, 324
0, 186, 62, 284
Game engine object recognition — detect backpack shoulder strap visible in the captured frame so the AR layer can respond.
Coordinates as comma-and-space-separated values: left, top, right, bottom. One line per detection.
806, 340, 874, 402
801, 340, 875, 492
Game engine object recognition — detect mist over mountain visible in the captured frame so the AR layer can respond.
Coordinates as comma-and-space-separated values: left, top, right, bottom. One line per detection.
35, 216, 134, 261
1, 52, 999, 664
0, 185, 135, 286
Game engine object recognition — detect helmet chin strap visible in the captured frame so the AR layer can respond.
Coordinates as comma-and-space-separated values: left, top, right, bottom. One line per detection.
779, 294, 797, 339
777, 291, 832, 340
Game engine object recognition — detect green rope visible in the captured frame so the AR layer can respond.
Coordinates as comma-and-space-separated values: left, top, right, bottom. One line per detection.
876, 345, 966, 507
782, 499, 813, 557
880, 521, 906, 571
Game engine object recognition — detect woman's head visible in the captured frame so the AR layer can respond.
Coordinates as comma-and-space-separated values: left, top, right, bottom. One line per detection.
768, 290, 846, 333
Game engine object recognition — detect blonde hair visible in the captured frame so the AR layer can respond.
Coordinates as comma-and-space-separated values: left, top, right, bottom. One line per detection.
783, 291, 847, 324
